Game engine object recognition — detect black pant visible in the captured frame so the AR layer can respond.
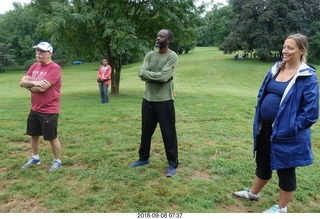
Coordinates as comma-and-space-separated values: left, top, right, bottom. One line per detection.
138, 99, 178, 168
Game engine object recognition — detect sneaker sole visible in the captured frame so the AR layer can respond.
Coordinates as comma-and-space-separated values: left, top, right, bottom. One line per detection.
22, 161, 41, 169
130, 161, 150, 167
232, 193, 259, 201
165, 171, 176, 177
49, 166, 62, 172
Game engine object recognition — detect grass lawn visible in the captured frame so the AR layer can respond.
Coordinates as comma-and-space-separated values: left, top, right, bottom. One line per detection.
0, 47, 320, 213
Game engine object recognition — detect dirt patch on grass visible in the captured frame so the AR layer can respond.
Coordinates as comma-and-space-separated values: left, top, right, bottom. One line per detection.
9, 141, 28, 147
0, 197, 49, 212
189, 169, 212, 180
7, 141, 30, 153
215, 197, 262, 213
215, 202, 252, 213
0, 167, 9, 172
174, 166, 212, 180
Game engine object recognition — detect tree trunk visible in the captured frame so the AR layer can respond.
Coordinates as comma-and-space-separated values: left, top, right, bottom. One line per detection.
105, 41, 121, 94
110, 67, 120, 94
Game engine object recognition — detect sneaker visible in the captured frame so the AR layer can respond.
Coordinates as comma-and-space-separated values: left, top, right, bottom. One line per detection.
130, 159, 149, 168
263, 205, 287, 213
22, 157, 41, 169
232, 188, 259, 201
165, 165, 176, 177
49, 161, 62, 172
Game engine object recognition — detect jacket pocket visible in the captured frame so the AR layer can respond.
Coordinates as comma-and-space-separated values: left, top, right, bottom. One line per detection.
276, 112, 297, 137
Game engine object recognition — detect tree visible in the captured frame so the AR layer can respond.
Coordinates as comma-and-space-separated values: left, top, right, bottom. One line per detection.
0, 2, 41, 64
32, 0, 202, 94
220, 0, 320, 62
309, 31, 320, 65
0, 43, 16, 72
197, 3, 234, 47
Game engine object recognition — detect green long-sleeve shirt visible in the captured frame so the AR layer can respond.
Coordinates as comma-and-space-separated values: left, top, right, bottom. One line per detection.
138, 49, 178, 102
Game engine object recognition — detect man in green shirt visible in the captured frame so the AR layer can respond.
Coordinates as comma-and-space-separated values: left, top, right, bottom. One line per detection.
130, 29, 179, 177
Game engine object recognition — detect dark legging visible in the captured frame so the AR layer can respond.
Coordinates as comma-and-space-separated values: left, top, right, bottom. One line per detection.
255, 124, 296, 191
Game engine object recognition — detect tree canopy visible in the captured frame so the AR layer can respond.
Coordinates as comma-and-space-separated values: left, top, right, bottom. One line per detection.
219, 0, 320, 62
197, 3, 234, 47
0, 0, 203, 93
31, 0, 203, 93
1, 0, 320, 80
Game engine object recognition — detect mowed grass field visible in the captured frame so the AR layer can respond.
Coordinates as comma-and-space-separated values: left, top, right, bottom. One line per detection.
0, 47, 320, 213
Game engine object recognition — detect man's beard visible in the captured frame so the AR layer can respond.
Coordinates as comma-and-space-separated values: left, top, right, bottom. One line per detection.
155, 41, 166, 48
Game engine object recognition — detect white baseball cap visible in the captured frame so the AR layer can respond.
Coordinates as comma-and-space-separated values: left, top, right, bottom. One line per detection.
33, 42, 53, 53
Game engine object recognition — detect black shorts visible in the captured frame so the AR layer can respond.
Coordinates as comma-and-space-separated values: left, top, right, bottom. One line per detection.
255, 123, 296, 191
27, 110, 59, 140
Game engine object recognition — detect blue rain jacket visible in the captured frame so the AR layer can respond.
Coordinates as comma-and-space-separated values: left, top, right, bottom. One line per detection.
253, 62, 319, 170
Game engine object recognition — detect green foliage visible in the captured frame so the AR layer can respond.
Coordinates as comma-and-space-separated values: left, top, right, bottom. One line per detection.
0, 0, 203, 94
0, 3, 41, 63
221, 0, 320, 60
309, 31, 320, 65
23, 58, 37, 71
1, 47, 320, 213
33, 0, 203, 93
198, 3, 234, 47
2, 0, 320, 92
255, 49, 273, 61
0, 43, 16, 70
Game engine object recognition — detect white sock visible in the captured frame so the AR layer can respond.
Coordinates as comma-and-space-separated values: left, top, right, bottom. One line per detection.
32, 155, 39, 160
54, 159, 61, 163
279, 205, 287, 212
249, 189, 259, 196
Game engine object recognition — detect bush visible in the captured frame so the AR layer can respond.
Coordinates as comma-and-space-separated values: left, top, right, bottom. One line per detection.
255, 49, 273, 61
309, 33, 320, 65
0, 64, 5, 73
23, 58, 37, 70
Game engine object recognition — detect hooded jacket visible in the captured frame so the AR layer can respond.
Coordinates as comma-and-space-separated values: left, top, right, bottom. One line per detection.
253, 62, 319, 170
98, 64, 111, 86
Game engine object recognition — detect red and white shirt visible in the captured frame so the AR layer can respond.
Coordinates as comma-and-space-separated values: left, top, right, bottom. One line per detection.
26, 61, 62, 114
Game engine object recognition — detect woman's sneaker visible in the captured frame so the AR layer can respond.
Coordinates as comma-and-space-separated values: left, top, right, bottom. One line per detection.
232, 188, 260, 201
22, 157, 41, 169
263, 205, 287, 213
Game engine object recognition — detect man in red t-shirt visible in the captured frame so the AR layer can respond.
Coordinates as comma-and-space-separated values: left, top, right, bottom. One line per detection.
20, 42, 62, 172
